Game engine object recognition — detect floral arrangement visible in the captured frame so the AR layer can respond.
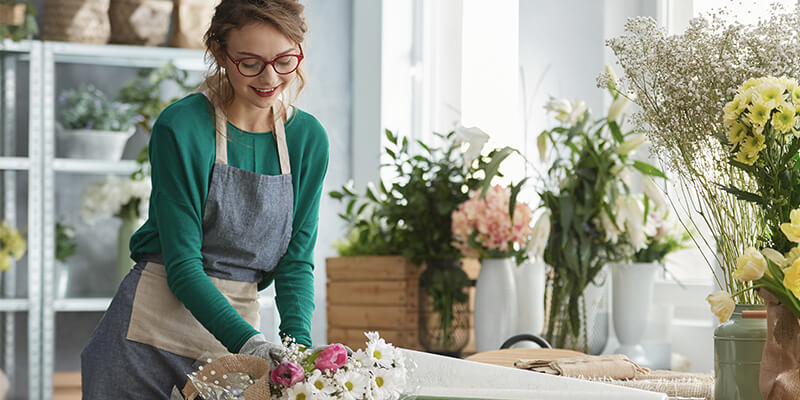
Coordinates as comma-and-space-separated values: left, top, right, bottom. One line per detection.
603, 5, 800, 303
55, 222, 77, 263
707, 208, 800, 322
536, 80, 665, 350
58, 84, 141, 132
188, 332, 409, 400
0, 220, 25, 271
80, 175, 151, 223
451, 184, 533, 265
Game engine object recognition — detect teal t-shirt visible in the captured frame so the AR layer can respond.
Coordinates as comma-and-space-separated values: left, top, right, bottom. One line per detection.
130, 93, 328, 350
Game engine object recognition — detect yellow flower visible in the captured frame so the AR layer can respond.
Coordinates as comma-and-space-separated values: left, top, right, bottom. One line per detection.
772, 102, 797, 133
0, 221, 25, 264
734, 247, 767, 281
783, 259, 800, 299
791, 85, 800, 105
762, 248, 788, 268
706, 291, 735, 322
735, 150, 759, 165
724, 95, 746, 126
727, 122, 747, 145
757, 82, 784, 108
781, 209, 800, 243
786, 246, 800, 265
742, 77, 765, 90
747, 100, 772, 126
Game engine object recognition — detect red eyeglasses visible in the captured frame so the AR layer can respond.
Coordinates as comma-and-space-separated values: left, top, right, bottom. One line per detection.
225, 44, 304, 77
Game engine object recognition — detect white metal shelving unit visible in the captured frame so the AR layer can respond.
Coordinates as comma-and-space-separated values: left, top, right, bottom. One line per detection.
37, 40, 206, 400
0, 39, 207, 400
0, 38, 43, 400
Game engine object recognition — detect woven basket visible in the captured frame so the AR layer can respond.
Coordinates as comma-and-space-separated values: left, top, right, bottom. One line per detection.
109, 0, 173, 46
169, 0, 218, 49
0, 3, 26, 26
42, 0, 110, 44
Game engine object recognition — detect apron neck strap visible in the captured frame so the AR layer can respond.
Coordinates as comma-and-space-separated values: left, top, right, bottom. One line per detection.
212, 102, 292, 175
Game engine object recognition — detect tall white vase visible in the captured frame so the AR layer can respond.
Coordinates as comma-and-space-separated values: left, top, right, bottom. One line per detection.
514, 257, 546, 342
612, 262, 659, 367
475, 258, 518, 352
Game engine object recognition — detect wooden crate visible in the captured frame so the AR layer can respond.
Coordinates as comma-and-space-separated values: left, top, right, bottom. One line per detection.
326, 256, 422, 350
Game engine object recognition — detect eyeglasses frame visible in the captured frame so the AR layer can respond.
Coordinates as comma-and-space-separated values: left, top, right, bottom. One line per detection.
224, 44, 304, 77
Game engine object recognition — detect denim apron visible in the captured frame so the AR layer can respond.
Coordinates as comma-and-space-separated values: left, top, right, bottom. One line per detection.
81, 101, 294, 399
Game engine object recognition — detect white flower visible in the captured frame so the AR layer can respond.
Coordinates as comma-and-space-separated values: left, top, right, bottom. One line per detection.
336, 369, 370, 399
762, 248, 787, 267
371, 368, 405, 400
81, 175, 151, 224
544, 97, 587, 127
617, 195, 646, 251
600, 209, 621, 243
454, 124, 490, 166
308, 369, 337, 396
284, 382, 316, 400
528, 210, 551, 259
543, 97, 572, 116
365, 332, 396, 368
642, 177, 668, 211
607, 95, 629, 122
615, 134, 646, 155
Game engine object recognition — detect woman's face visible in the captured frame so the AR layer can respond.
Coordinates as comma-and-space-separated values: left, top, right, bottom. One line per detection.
220, 23, 300, 110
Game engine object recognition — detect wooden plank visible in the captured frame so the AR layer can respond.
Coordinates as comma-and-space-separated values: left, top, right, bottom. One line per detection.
327, 328, 420, 350
328, 305, 417, 329
327, 281, 416, 306
326, 256, 419, 281
462, 258, 481, 281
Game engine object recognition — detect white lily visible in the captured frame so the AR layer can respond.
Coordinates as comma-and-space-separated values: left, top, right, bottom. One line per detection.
642, 177, 668, 211
605, 64, 618, 94
454, 124, 490, 166
616, 134, 646, 155
528, 210, 551, 259
617, 195, 647, 251
607, 95, 629, 122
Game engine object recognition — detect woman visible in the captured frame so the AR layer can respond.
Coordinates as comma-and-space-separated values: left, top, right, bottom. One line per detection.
81, 0, 328, 397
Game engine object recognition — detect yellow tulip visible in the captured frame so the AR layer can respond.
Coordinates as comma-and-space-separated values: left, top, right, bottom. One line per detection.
706, 291, 735, 322
783, 259, 800, 299
781, 209, 800, 243
734, 247, 767, 281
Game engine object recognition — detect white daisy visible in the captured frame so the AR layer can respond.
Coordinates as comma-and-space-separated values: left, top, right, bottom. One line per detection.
371, 368, 404, 400
284, 382, 315, 400
365, 332, 396, 368
308, 369, 337, 396
337, 369, 370, 399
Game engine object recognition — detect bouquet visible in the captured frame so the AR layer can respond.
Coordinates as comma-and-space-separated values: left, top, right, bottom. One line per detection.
81, 175, 151, 223
0, 220, 25, 271
451, 184, 533, 265
536, 82, 665, 350
604, 5, 800, 304
184, 332, 409, 400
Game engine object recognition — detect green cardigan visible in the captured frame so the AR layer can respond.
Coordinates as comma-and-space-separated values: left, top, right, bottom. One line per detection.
130, 93, 328, 351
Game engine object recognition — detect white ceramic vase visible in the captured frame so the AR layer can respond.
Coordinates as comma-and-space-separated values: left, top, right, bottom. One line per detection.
612, 262, 659, 367
475, 258, 518, 352
57, 127, 134, 160
514, 257, 546, 343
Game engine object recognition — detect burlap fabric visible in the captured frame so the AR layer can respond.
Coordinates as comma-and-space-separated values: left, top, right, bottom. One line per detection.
169, 0, 218, 49
109, 0, 173, 46
42, 0, 110, 44
182, 354, 271, 400
759, 290, 800, 400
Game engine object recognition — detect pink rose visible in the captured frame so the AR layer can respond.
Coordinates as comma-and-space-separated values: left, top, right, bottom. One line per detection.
315, 343, 348, 372
270, 361, 304, 387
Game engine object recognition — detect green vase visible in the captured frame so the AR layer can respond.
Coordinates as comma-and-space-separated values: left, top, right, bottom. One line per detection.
117, 216, 143, 283
714, 304, 766, 400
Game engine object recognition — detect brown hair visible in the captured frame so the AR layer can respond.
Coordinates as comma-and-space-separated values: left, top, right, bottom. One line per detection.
202, 0, 307, 124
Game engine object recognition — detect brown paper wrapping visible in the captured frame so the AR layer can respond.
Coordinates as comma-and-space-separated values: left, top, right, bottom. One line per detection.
760, 290, 800, 400
182, 354, 271, 400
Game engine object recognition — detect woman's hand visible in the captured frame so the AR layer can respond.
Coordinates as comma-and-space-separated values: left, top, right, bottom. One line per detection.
238, 333, 284, 366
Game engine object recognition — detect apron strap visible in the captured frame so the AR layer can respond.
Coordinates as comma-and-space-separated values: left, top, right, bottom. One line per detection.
214, 104, 228, 165
273, 103, 291, 175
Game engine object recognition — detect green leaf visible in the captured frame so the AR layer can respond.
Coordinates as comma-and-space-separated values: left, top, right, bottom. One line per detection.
559, 194, 574, 245
345, 199, 356, 215
632, 160, 666, 178
329, 190, 343, 200
509, 178, 529, 220
608, 121, 624, 143
385, 129, 397, 145
717, 184, 763, 204
386, 148, 397, 160
480, 147, 515, 197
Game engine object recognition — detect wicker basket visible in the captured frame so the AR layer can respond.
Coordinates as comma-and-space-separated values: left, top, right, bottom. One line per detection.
169, 0, 218, 49
42, 0, 110, 44
0, 3, 26, 26
109, 0, 173, 46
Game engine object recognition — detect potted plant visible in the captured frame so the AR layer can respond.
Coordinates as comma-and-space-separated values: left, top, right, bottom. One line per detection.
0, 0, 37, 41
0, 220, 25, 272
57, 84, 141, 161
330, 128, 512, 355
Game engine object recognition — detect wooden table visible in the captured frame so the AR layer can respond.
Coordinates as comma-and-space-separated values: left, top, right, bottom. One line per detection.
464, 348, 584, 369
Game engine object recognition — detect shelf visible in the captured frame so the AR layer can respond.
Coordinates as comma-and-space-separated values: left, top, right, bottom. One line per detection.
0, 298, 28, 312
53, 159, 139, 174
0, 39, 34, 54
45, 41, 208, 71
0, 156, 30, 170
52, 298, 111, 312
